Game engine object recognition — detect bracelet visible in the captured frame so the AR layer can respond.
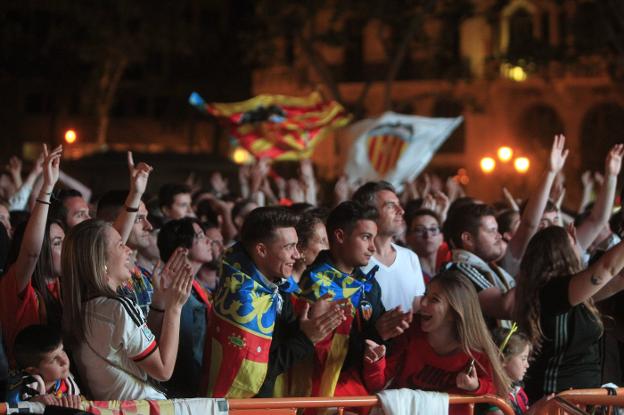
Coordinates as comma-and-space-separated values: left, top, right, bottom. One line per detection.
125, 205, 139, 213
149, 305, 165, 313
36, 199, 51, 205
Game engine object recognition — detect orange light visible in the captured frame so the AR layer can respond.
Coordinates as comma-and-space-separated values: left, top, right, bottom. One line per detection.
480, 157, 496, 174
64, 130, 77, 144
497, 146, 513, 162
232, 147, 252, 164
514, 157, 530, 173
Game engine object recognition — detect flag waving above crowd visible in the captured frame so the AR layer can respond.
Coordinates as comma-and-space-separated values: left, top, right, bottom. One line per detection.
344, 112, 463, 188
189, 91, 350, 161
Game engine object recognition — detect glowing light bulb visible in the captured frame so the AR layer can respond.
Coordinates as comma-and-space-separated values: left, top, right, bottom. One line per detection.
497, 146, 513, 162
480, 157, 496, 174
514, 157, 530, 173
64, 130, 77, 144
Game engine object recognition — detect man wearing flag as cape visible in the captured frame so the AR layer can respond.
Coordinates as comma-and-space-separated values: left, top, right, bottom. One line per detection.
201, 207, 346, 398
296, 202, 412, 402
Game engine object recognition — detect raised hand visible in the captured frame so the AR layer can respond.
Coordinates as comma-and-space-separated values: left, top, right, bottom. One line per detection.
41, 144, 62, 189
549, 134, 569, 173
364, 339, 386, 364
151, 248, 189, 310
163, 256, 193, 311
127, 151, 153, 196
375, 306, 412, 341
288, 178, 305, 203
605, 144, 624, 177
6, 156, 22, 181
300, 159, 314, 181
334, 175, 349, 204
210, 172, 229, 195
581, 170, 593, 188
299, 300, 346, 344
456, 361, 479, 392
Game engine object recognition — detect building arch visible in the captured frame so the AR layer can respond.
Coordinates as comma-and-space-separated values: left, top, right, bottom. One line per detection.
580, 102, 624, 171
516, 103, 564, 157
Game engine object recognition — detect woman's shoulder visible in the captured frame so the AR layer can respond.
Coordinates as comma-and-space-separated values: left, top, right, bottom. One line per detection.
85, 296, 144, 324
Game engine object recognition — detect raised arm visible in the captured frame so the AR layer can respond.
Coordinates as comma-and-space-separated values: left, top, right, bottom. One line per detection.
300, 159, 317, 206
9, 154, 43, 211
507, 135, 568, 262
58, 170, 92, 202
569, 236, 624, 306
113, 152, 153, 244
576, 144, 623, 250
15, 145, 62, 293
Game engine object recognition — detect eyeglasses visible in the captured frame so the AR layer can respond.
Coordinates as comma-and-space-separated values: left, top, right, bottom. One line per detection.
410, 226, 441, 238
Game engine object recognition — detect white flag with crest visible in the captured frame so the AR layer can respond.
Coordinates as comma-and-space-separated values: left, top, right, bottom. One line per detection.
344, 112, 463, 188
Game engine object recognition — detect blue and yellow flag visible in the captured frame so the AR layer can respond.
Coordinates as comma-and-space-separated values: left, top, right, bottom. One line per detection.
294, 252, 377, 399
201, 243, 298, 398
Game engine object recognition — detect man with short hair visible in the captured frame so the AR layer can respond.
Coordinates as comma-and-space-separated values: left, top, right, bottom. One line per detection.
202, 206, 345, 398
353, 181, 426, 312
51, 189, 91, 229
158, 183, 194, 221
443, 203, 515, 327
297, 201, 411, 397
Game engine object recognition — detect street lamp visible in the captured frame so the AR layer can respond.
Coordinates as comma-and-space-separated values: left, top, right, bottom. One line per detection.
497, 146, 513, 162
480, 157, 496, 174
514, 157, 530, 173
64, 129, 77, 144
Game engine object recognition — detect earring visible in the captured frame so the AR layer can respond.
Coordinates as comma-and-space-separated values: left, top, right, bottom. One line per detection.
104, 264, 108, 274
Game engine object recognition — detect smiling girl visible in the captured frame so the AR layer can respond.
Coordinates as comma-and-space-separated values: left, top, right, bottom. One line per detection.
363, 270, 509, 415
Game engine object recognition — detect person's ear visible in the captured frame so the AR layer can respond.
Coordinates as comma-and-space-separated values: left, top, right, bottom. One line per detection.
256, 242, 268, 258
23, 366, 38, 375
460, 231, 473, 250
334, 228, 346, 244
161, 205, 171, 218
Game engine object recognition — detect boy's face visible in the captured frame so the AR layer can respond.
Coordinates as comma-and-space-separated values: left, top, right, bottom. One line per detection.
32, 344, 70, 383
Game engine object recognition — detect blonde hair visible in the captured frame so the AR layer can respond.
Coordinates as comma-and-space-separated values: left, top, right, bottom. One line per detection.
61, 219, 117, 346
431, 270, 511, 399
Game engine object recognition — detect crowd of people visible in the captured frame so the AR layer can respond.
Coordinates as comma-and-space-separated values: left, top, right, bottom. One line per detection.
1, 135, 624, 415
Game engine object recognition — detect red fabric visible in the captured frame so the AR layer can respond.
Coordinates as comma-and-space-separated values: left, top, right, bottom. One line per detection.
436, 242, 451, 270
0, 265, 41, 363
363, 321, 496, 415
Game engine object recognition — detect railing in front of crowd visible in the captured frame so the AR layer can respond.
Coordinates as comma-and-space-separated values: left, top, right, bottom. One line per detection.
535, 387, 624, 415
228, 394, 516, 415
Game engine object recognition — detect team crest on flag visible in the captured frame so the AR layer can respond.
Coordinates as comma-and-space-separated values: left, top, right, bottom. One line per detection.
189, 91, 351, 161
345, 112, 463, 188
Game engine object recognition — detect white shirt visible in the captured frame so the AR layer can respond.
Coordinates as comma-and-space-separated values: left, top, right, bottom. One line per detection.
361, 243, 426, 311
75, 296, 165, 401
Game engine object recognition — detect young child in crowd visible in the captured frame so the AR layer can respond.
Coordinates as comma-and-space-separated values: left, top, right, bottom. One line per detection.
363, 270, 510, 415
6, 324, 81, 407
485, 325, 531, 415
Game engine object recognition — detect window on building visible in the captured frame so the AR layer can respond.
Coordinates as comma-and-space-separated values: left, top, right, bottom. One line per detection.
432, 98, 465, 154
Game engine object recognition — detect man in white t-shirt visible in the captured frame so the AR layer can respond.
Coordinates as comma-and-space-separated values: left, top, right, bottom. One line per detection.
353, 181, 425, 312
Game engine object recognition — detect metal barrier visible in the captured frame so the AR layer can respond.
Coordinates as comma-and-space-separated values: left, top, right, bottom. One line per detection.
228, 394, 516, 415
536, 387, 624, 415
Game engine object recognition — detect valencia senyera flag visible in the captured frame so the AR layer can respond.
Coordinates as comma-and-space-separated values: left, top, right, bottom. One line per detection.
189, 91, 351, 161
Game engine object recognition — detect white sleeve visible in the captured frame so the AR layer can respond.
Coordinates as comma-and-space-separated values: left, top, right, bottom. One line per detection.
9, 184, 33, 211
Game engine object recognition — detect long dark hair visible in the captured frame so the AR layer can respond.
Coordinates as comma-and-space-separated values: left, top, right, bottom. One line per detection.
515, 226, 602, 350
7, 217, 64, 330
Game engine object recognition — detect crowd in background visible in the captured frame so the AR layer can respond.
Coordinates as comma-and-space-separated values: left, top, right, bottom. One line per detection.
1, 135, 624, 415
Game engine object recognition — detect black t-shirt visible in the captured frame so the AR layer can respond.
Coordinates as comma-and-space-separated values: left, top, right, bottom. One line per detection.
524, 275, 603, 403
